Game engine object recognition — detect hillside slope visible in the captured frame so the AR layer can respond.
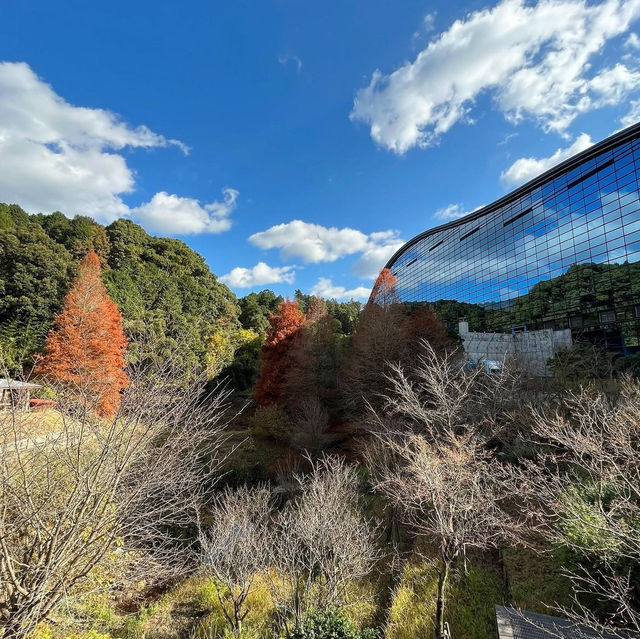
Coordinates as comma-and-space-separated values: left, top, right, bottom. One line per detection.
0, 203, 240, 375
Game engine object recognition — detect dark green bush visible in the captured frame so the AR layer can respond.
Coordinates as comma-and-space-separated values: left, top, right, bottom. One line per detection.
249, 405, 293, 443
291, 610, 377, 639
615, 352, 640, 377
548, 342, 614, 381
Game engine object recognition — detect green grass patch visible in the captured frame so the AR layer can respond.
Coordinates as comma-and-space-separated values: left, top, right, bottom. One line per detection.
501, 546, 573, 614
386, 554, 506, 639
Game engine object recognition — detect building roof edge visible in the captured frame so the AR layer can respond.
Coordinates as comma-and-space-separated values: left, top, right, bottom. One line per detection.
384, 121, 640, 271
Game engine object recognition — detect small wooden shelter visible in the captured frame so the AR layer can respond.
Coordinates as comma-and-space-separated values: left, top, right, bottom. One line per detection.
0, 378, 42, 412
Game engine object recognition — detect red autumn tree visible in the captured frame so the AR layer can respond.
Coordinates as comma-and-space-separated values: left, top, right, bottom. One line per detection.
254, 299, 305, 406
37, 251, 129, 416
369, 268, 401, 306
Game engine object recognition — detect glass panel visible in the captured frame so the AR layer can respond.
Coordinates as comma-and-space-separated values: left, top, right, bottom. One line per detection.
386, 133, 640, 359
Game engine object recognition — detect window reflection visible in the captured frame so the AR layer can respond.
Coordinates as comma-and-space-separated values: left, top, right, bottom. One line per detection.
387, 131, 640, 355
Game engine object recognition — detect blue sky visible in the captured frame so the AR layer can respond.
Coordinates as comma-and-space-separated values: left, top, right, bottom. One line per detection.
1, 0, 640, 300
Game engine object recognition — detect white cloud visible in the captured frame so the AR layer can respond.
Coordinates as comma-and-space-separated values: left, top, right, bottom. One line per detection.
350, 235, 405, 278
130, 188, 238, 235
249, 220, 368, 262
278, 54, 302, 72
621, 98, 640, 126
249, 220, 404, 280
589, 63, 640, 103
626, 31, 640, 47
351, 0, 640, 153
413, 14, 437, 43
423, 13, 436, 32
434, 203, 472, 221
0, 61, 236, 235
219, 262, 296, 288
500, 133, 594, 186
498, 132, 519, 146
310, 278, 371, 300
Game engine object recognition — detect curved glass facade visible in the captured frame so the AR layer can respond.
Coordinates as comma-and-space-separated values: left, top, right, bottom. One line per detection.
386, 124, 640, 358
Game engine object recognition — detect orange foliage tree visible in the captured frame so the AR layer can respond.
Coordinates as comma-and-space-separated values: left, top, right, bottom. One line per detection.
341, 268, 454, 415
37, 251, 129, 416
369, 267, 401, 306
253, 299, 305, 406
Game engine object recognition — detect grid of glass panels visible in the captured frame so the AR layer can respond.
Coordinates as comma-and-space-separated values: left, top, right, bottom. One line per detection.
389, 132, 640, 352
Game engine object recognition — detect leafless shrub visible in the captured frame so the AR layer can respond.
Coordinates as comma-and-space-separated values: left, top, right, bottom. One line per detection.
368, 341, 531, 639
199, 485, 272, 637
268, 455, 379, 635
289, 396, 333, 456
522, 378, 640, 637
0, 354, 231, 639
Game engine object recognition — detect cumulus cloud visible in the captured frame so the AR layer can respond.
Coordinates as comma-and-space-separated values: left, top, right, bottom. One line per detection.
434, 203, 474, 221
250, 220, 369, 262
249, 220, 404, 280
501, 133, 594, 186
0, 61, 236, 235
130, 188, 238, 235
310, 278, 371, 300
350, 233, 405, 278
219, 262, 296, 288
250, 220, 397, 260
351, 0, 640, 153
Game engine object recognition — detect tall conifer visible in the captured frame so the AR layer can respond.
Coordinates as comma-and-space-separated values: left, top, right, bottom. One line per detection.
254, 299, 305, 406
37, 251, 128, 416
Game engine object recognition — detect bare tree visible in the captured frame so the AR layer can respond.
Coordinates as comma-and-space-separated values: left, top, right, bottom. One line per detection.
374, 433, 524, 639
199, 485, 272, 637
289, 396, 334, 456
368, 341, 529, 639
268, 456, 379, 635
0, 354, 231, 639
374, 341, 478, 439
523, 378, 640, 637
370, 340, 526, 442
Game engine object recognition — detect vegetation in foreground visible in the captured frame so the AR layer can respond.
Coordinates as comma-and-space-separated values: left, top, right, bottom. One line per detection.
1, 205, 640, 639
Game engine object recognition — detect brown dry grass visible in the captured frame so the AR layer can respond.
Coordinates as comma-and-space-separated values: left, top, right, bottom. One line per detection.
0, 409, 65, 443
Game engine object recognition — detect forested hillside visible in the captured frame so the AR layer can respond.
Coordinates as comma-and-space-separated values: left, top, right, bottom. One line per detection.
0, 203, 240, 375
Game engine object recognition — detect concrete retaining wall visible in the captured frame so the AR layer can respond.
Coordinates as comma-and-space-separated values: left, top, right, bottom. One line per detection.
458, 321, 572, 376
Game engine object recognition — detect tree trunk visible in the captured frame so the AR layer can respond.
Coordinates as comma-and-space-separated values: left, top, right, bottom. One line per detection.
234, 602, 242, 638
435, 560, 450, 639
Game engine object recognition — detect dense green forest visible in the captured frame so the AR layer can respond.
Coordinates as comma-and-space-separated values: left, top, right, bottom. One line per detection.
0, 203, 364, 383
0, 203, 239, 376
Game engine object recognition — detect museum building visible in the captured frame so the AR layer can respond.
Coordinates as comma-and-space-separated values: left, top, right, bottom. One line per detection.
384, 123, 640, 373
